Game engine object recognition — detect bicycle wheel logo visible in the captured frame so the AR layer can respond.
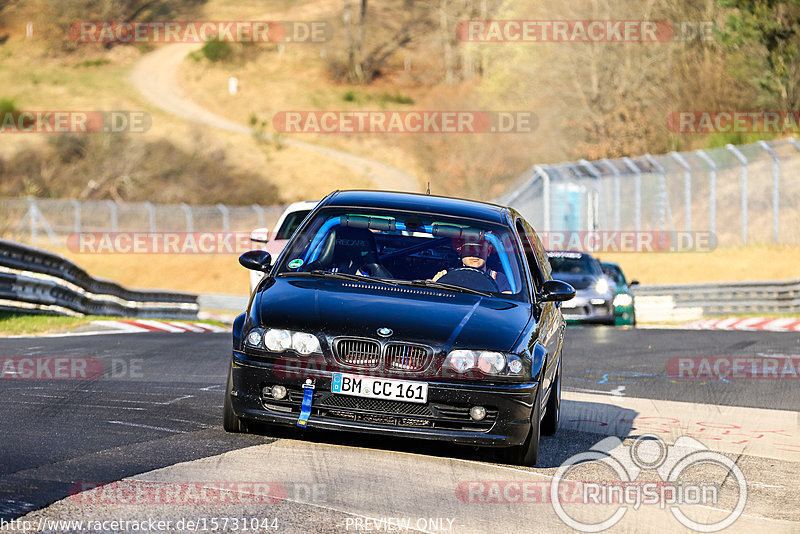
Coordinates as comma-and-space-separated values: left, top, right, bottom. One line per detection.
551, 434, 747, 532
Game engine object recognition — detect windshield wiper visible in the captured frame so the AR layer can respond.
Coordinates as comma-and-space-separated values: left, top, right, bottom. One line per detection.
279, 270, 399, 286
399, 279, 492, 297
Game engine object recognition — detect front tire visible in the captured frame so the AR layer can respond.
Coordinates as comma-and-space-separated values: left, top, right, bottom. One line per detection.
223, 366, 250, 433
541, 358, 561, 436
501, 382, 541, 466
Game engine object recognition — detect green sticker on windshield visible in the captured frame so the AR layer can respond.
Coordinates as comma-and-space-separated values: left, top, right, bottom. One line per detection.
288, 258, 304, 269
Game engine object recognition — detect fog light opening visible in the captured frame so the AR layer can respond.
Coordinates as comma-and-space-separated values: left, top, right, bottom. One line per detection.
470, 406, 486, 421
263, 385, 288, 400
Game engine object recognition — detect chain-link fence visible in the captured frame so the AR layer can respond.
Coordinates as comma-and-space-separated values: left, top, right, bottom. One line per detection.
497, 137, 800, 247
0, 198, 287, 245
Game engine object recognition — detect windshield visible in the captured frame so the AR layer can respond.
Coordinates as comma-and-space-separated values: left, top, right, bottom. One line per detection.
547, 251, 603, 276
276, 208, 528, 300
275, 209, 313, 240
601, 264, 627, 287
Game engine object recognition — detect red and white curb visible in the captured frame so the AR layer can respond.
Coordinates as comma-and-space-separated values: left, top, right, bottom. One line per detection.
92, 320, 228, 334
685, 317, 800, 332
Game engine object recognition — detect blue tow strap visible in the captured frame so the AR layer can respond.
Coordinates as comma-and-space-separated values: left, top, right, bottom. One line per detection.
297, 380, 314, 427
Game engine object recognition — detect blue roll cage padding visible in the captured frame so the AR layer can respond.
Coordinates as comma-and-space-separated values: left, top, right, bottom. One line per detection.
298, 215, 518, 293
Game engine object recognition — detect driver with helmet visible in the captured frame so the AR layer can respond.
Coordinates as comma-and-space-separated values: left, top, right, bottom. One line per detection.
432, 241, 511, 293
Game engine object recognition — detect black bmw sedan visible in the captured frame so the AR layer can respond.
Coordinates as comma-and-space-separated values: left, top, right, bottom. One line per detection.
225, 190, 574, 465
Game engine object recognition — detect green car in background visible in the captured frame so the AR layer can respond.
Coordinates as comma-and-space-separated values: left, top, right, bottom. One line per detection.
600, 261, 639, 326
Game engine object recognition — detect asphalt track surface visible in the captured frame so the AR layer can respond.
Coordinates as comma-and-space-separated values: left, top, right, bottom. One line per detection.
1, 327, 799, 532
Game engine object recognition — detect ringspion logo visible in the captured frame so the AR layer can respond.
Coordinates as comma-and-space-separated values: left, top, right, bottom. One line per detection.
551, 435, 746, 531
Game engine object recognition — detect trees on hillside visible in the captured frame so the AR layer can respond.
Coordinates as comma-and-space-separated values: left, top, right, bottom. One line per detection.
719, 0, 800, 109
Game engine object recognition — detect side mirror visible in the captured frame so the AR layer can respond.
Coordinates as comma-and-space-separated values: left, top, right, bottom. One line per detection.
250, 227, 270, 245
540, 280, 575, 302
239, 250, 272, 272
630, 280, 640, 286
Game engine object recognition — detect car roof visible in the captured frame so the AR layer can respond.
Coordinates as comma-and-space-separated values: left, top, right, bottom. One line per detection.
283, 200, 319, 212
320, 190, 510, 225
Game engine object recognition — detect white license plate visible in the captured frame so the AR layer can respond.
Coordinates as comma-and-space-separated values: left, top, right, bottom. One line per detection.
331, 373, 428, 404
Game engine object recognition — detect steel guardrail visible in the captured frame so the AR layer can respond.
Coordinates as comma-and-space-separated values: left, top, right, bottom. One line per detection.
0, 239, 198, 318
632, 278, 800, 315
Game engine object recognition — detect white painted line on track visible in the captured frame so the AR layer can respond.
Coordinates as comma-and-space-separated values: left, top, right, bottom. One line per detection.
107, 420, 186, 433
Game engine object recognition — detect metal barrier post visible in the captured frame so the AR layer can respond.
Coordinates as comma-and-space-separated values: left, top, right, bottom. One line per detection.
217, 203, 230, 233
579, 159, 606, 230
695, 150, 716, 239
758, 141, 779, 243
71, 200, 81, 234
252, 204, 265, 229
726, 144, 748, 245
670, 151, 692, 232
644, 154, 674, 233
622, 157, 642, 232
180, 203, 194, 232
144, 201, 156, 233
601, 158, 621, 230
106, 200, 118, 232
534, 166, 550, 232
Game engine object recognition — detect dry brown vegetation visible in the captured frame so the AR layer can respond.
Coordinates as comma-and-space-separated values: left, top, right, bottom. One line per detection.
1, 0, 797, 204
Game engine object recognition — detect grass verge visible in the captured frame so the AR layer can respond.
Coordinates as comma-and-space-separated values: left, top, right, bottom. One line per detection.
0, 312, 112, 336
0, 311, 227, 337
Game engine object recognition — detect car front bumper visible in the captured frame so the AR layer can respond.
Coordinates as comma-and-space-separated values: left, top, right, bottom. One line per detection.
613, 302, 635, 325
560, 293, 615, 324
229, 351, 538, 447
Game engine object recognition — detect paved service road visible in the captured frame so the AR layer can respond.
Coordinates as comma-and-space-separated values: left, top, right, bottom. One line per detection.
1, 328, 798, 532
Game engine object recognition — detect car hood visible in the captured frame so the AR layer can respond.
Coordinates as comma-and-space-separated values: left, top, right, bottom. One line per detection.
254, 278, 531, 352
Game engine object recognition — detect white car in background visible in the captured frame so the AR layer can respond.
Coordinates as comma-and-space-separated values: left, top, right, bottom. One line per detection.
249, 201, 318, 292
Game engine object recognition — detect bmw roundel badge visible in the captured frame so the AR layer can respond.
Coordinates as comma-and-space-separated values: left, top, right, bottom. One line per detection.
377, 327, 393, 337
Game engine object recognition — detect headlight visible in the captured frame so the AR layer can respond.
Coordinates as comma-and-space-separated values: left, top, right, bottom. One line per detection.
245, 328, 264, 347
477, 352, 506, 374
613, 293, 633, 307
445, 350, 477, 373
257, 328, 321, 355
595, 278, 609, 294
444, 350, 524, 377
263, 329, 292, 352
292, 332, 322, 355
